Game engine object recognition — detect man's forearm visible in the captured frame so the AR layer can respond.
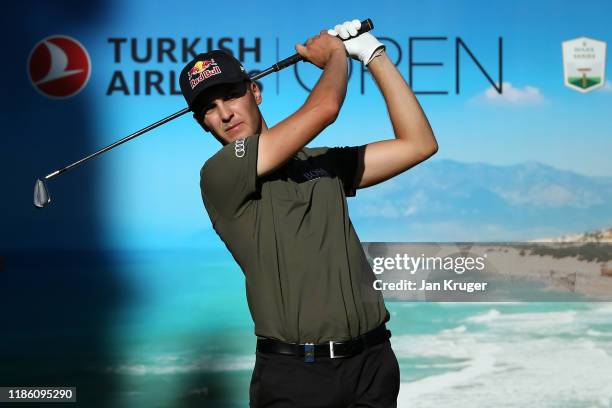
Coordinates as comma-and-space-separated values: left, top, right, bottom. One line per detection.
304, 49, 348, 116
368, 51, 438, 155
256, 39, 349, 177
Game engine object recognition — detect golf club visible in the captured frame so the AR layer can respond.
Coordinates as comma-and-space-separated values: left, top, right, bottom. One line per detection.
33, 18, 374, 208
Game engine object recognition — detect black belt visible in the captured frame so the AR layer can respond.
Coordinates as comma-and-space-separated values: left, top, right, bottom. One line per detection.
256, 324, 391, 362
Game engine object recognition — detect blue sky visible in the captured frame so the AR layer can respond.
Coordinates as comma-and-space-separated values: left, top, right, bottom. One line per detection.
15, 0, 612, 249
79, 0, 611, 174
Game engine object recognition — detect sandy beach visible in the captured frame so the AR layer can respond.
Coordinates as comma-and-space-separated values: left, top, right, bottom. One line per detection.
365, 241, 612, 301
481, 245, 612, 300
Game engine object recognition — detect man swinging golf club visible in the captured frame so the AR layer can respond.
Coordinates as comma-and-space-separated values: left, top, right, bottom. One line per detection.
179, 19, 438, 407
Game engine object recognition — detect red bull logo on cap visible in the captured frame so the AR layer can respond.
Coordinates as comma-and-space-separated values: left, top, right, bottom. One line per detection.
188, 58, 222, 89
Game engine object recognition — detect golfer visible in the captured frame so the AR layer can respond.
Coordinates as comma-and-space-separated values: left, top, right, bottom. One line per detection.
179, 19, 438, 407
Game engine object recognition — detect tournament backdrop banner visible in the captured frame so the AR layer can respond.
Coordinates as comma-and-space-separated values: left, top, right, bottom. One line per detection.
1, 0, 611, 407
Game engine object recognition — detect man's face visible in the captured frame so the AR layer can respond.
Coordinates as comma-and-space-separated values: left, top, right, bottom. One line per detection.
196, 80, 262, 145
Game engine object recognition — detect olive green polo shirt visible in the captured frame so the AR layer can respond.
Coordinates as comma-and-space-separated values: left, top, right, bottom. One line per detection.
200, 133, 390, 344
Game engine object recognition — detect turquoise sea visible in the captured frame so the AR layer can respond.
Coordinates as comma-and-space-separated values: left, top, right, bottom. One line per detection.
1, 249, 611, 407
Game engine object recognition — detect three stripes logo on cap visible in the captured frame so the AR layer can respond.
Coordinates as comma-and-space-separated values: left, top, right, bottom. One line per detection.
28, 35, 91, 99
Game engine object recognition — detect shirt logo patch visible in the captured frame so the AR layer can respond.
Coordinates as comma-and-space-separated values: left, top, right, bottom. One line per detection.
234, 138, 246, 158
302, 168, 329, 180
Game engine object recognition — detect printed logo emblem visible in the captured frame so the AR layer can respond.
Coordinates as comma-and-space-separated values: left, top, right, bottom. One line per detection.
303, 168, 330, 181
235, 138, 245, 158
562, 37, 607, 93
28, 35, 91, 99
188, 58, 222, 89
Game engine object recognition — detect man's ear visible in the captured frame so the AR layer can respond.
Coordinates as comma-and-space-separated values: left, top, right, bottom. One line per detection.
192, 113, 210, 132
250, 81, 262, 105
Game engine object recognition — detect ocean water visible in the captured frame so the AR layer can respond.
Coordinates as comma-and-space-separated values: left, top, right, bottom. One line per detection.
1, 249, 611, 407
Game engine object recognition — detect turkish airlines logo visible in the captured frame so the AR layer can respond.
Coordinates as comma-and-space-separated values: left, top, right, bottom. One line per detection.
28, 35, 91, 98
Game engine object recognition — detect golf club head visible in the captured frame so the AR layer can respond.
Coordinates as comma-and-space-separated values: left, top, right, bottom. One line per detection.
34, 178, 51, 208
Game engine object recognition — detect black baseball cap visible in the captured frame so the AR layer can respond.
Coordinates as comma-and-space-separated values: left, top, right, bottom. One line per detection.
179, 50, 250, 114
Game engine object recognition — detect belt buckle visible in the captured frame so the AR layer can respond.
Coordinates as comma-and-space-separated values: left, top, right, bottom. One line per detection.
329, 341, 344, 359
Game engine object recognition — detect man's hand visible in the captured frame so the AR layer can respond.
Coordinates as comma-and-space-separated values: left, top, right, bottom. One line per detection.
328, 19, 385, 66
295, 30, 346, 69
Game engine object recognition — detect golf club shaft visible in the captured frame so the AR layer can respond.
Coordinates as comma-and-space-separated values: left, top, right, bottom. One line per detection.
43, 18, 374, 181
44, 108, 190, 180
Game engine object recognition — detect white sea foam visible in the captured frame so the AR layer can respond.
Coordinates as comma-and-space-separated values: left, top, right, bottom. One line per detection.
592, 302, 612, 313
413, 362, 470, 369
464, 309, 577, 336
439, 325, 467, 335
394, 306, 612, 407
582, 303, 612, 325
103, 353, 254, 375
395, 332, 499, 400
464, 308, 501, 323
587, 329, 612, 337
392, 331, 486, 361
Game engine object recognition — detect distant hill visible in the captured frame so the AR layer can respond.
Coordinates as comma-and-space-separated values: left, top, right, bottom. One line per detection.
530, 227, 612, 243
350, 159, 612, 242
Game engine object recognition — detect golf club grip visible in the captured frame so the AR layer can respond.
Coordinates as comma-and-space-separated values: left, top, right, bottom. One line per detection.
273, 18, 374, 71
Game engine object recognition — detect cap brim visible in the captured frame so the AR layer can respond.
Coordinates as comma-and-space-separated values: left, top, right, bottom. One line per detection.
190, 77, 250, 115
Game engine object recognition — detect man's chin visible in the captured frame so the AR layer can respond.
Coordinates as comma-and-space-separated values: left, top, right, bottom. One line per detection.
226, 130, 252, 142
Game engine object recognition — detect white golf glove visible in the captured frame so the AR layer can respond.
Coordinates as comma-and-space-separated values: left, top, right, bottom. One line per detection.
328, 19, 385, 66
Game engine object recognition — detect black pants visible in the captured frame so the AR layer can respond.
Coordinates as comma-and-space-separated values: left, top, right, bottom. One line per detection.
249, 339, 400, 407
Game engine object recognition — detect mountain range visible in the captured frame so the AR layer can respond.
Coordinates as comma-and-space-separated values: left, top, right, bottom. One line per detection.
351, 159, 612, 242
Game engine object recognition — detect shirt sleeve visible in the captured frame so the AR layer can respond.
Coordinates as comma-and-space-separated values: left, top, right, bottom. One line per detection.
200, 133, 260, 219
324, 145, 362, 198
